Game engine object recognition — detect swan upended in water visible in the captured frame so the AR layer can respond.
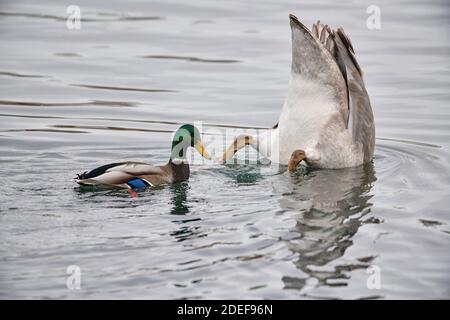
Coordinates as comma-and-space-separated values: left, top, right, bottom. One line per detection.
221, 14, 375, 170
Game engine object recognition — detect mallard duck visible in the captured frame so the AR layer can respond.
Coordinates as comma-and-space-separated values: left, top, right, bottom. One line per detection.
74, 124, 211, 188
221, 14, 375, 170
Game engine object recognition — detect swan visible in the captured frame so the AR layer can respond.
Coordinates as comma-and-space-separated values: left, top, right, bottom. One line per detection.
221, 14, 375, 170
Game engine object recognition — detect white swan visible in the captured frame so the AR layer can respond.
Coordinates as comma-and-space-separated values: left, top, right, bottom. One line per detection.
221, 14, 375, 170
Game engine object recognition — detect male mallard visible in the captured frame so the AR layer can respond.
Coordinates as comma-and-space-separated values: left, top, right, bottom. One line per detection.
74, 124, 210, 188
221, 14, 375, 170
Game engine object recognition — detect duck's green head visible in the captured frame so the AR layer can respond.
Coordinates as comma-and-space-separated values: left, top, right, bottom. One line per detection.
171, 124, 211, 160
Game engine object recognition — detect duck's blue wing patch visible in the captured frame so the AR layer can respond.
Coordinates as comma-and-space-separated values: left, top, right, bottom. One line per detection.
127, 178, 150, 189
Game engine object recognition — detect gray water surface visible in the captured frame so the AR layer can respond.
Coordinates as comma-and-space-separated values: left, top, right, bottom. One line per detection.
0, 0, 449, 299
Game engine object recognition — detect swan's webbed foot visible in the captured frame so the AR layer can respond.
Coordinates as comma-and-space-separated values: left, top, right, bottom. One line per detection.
288, 149, 306, 172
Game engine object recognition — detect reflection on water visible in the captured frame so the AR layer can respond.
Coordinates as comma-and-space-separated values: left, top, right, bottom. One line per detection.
280, 164, 377, 292
213, 162, 379, 294
170, 182, 190, 215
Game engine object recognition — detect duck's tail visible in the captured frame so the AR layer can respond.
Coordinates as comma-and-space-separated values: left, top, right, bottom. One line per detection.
75, 171, 88, 180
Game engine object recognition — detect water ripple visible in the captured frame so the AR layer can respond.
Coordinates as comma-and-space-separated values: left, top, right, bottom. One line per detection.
2, 128, 88, 134
0, 11, 163, 22
71, 84, 177, 93
142, 55, 241, 64
0, 100, 136, 107
51, 124, 172, 133
0, 71, 47, 78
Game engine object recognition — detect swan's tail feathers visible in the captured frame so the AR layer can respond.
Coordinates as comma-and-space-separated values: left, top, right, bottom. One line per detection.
309, 21, 363, 81
335, 27, 363, 78
312, 21, 336, 59
333, 27, 375, 162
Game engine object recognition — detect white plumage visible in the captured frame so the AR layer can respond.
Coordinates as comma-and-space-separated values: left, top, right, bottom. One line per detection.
222, 15, 375, 170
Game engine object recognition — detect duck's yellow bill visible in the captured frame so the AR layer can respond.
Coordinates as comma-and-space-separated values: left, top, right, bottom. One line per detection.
194, 141, 211, 160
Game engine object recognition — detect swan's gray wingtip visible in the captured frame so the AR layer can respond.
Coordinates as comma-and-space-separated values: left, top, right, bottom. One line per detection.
288, 13, 309, 33
289, 14, 301, 27
289, 14, 298, 22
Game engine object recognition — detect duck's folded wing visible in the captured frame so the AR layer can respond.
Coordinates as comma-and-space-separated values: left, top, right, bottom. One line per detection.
288, 15, 348, 121
333, 28, 375, 162
75, 161, 164, 186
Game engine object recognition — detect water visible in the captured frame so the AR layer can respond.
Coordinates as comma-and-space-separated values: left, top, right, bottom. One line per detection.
0, 0, 449, 299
